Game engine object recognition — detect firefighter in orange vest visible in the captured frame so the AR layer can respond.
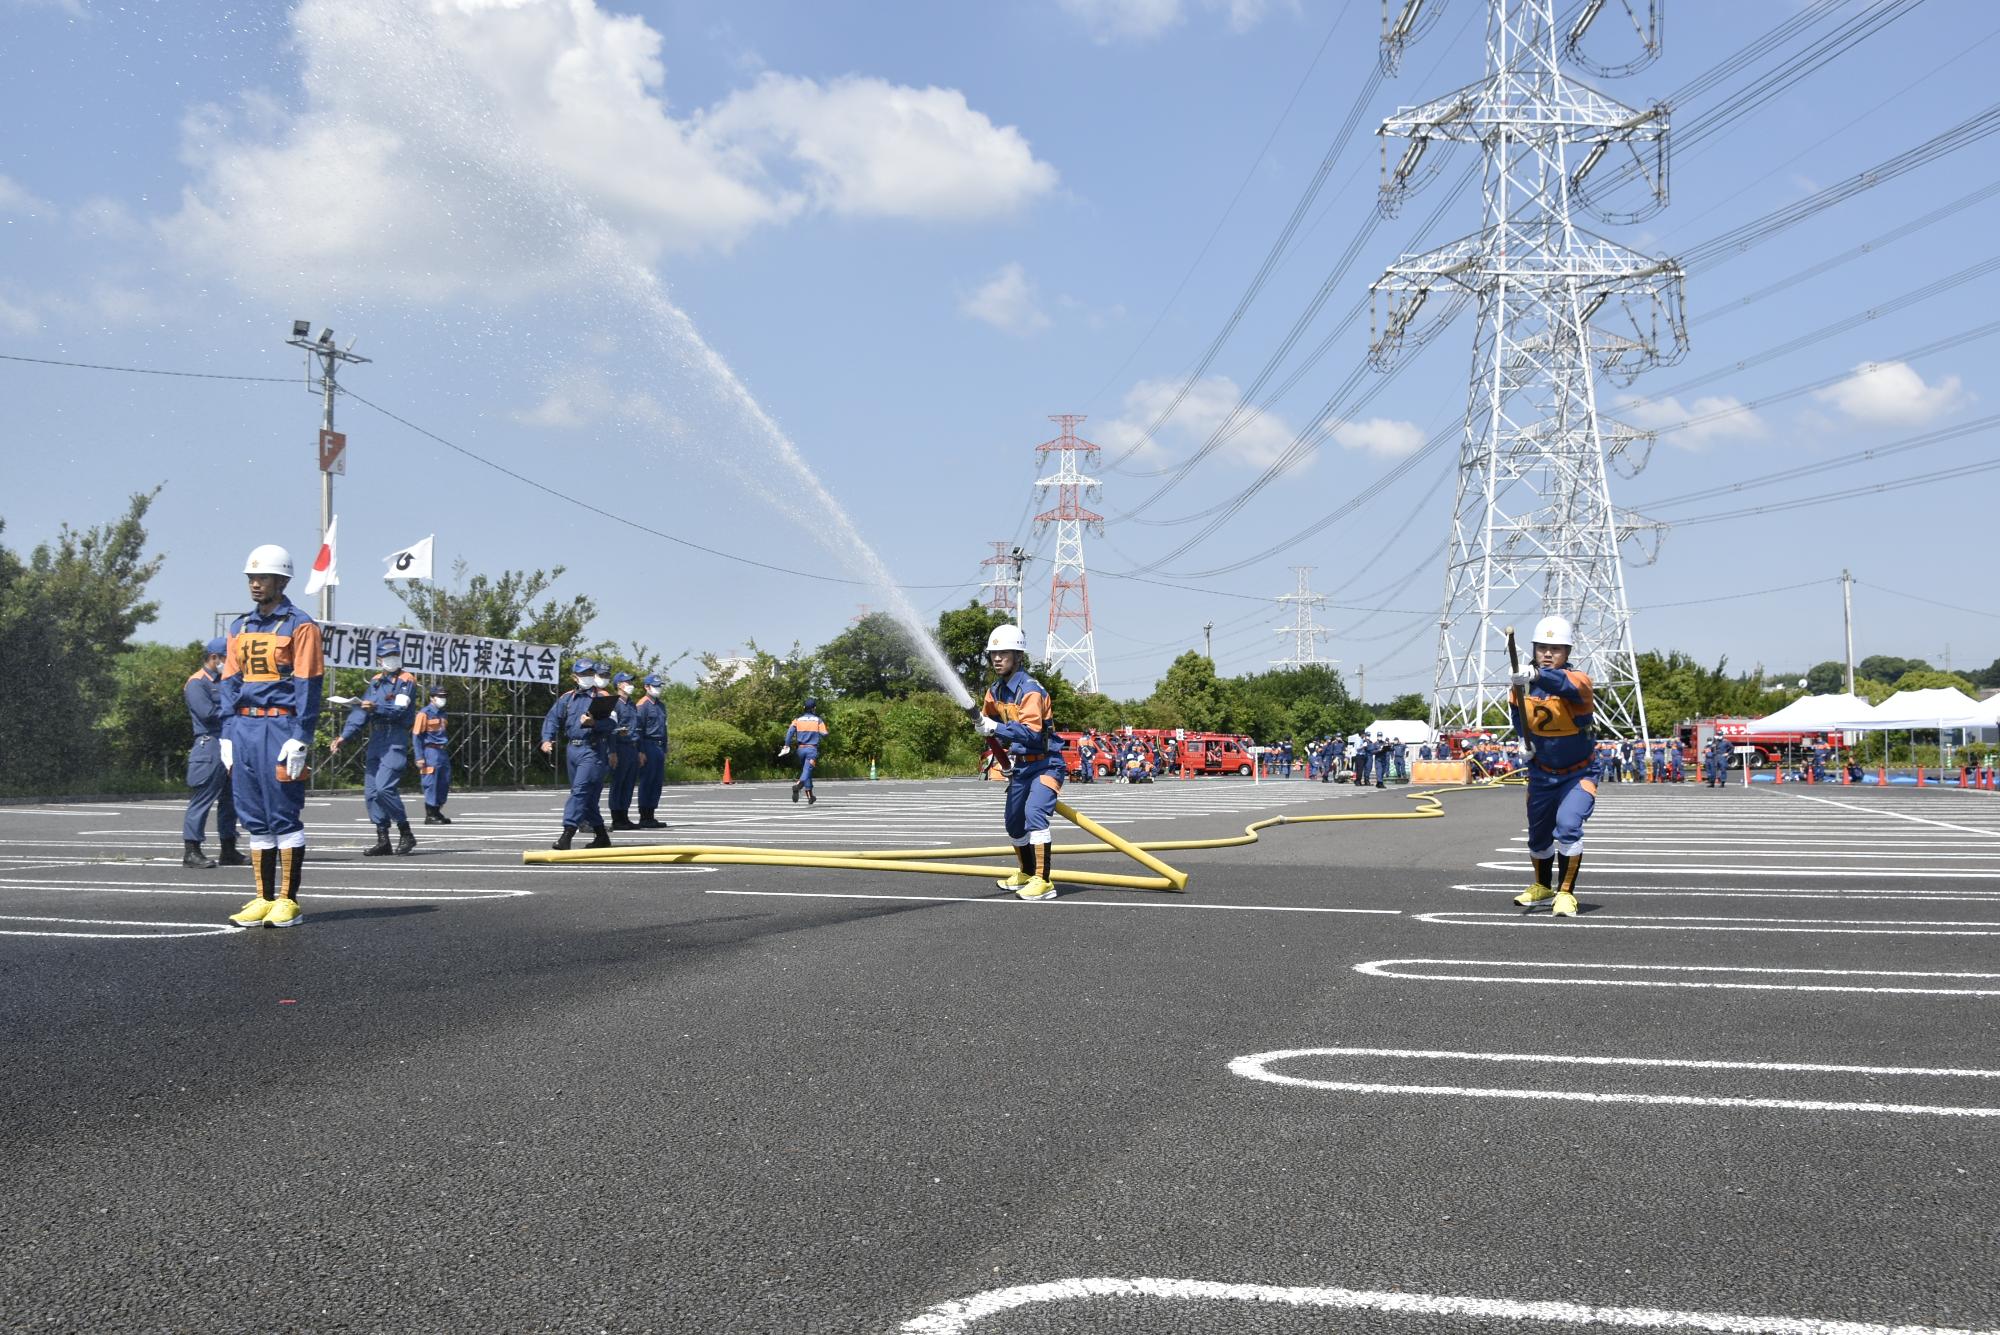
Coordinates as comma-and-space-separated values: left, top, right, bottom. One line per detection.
976, 624, 1063, 901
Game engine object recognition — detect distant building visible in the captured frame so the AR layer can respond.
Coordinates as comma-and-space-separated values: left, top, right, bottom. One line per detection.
701, 653, 755, 686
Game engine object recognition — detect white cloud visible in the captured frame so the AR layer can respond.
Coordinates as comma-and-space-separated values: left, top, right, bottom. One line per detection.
1098, 374, 1301, 470
704, 75, 1057, 221
1617, 392, 1767, 450
960, 262, 1050, 336
0, 174, 53, 219
1813, 360, 1968, 426
0, 293, 38, 335
1331, 417, 1426, 458
514, 367, 673, 431
1059, 0, 1288, 42
160, 0, 1057, 302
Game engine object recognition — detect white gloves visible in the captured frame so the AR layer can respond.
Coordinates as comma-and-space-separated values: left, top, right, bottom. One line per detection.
219, 738, 234, 770
278, 738, 309, 781
1509, 673, 1530, 689
778, 745, 791, 757
977, 715, 1000, 737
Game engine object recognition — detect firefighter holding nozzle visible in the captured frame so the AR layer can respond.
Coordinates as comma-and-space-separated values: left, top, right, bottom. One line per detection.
975, 624, 1063, 902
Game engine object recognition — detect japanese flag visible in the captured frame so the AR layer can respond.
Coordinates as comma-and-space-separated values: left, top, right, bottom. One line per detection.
303, 516, 338, 594
384, 535, 434, 582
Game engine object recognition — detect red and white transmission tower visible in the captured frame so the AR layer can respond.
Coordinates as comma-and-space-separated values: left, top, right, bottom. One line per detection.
1034, 414, 1102, 693
980, 542, 1026, 620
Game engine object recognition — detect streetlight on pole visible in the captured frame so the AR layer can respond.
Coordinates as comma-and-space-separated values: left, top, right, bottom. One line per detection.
286, 320, 370, 623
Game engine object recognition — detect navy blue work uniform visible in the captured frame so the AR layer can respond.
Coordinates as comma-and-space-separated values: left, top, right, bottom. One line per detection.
608, 675, 641, 824
414, 696, 451, 817
338, 666, 418, 830
182, 643, 238, 853
560, 688, 617, 834
635, 679, 668, 826
984, 667, 1063, 882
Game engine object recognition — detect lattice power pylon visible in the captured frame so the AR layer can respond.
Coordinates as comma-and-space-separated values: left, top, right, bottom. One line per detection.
1034, 415, 1103, 693
980, 542, 1026, 620
1272, 566, 1335, 668
1370, 0, 1685, 740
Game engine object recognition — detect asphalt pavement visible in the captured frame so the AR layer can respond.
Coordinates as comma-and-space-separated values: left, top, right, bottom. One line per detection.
2, 776, 1997, 1334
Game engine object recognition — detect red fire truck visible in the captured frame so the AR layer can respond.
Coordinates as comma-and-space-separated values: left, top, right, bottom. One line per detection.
1680, 718, 1844, 770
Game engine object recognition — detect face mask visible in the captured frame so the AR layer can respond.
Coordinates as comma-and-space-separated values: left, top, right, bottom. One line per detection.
380, 659, 402, 674
430, 698, 446, 708
594, 675, 611, 689
618, 683, 633, 697
647, 684, 661, 695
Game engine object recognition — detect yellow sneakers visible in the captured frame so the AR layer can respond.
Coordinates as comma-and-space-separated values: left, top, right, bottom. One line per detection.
1015, 876, 1057, 901
1513, 883, 1555, 907
996, 870, 1032, 890
229, 896, 275, 925
1551, 890, 1579, 918
264, 897, 304, 929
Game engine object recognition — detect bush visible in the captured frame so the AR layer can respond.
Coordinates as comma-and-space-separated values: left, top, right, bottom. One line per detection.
883, 691, 963, 763
673, 718, 756, 774
826, 698, 886, 768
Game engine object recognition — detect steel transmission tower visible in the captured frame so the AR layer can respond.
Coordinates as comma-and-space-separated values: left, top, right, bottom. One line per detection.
1034, 415, 1103, 693
1370, 0, 1685, 740
1272, 566, 1335, 668
980, 542, 1026, 620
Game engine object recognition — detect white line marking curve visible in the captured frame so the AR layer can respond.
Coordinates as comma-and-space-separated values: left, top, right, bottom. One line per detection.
898, 1276, 2000, 1335
1354, 958, 2000, 996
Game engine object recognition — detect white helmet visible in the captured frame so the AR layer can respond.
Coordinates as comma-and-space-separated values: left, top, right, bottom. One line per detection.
985, 623, 1028, 655
1531, 614, 1573, 647
244, 544, 294, 578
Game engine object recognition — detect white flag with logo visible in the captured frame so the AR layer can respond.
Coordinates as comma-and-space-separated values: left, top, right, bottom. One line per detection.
383, 534, 434, 582
303, 515, 339, 594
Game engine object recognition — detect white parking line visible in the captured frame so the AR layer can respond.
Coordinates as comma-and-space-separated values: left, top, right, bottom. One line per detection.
1414, 910, 2000, 936
1353, 958, 2000, 996
898, 1276, 2000, 1335
0, 914, 244, 940
705, 889, 1400, 914
1228, 1046, 2000, 1116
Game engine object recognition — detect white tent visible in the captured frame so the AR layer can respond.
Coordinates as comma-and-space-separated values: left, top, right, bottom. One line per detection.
1749, 692, 1878, 732
1366, 719, 1435, 746
1847, 686, 1987, 730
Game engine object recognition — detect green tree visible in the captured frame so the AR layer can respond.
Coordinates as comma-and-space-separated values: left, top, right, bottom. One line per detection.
392, 560, 599, 648
883, 692, 964, 766
1857, 654, 1929, 685
1891, 668, 1979, 695
1805, 660, 1847, 694
936, 602, 1010, 700
818, 612, 928, 700
106, 640, 207, 781
0, 492, 165, 791
1971, 658, 2000, 690
1376, 691, 1429, 722
697, 642, 826, 756
1150, 651, 1224, 730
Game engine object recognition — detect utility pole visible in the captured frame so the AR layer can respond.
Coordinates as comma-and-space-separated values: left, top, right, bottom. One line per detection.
1371, 0, 1684, 742
1271, 565, 1337, 669
980, 542, 1027, 621
1203, 621, 1214, 664
286, 320, 370, 623
1035, 415, 1104, 693
1357, 663, 1366, 704
1841, 569, 1855, 695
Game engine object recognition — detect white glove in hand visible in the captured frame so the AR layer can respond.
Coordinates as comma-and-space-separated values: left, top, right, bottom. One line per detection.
1509, 673, 1530, 689
977, 715, 1000, 737
278, 738, 309, 781
778, 745, 791, 757
218, 738, 234, 771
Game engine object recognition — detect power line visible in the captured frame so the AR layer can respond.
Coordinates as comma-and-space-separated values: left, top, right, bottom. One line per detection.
336, 387, 975, 591
0, 351, 295, 382
1857, 581, 2000, 624
1630, 578, 1843, 612
1639, 414, 2000, 511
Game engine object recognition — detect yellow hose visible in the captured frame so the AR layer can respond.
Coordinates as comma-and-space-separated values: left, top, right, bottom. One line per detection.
523, 781, 1506, 892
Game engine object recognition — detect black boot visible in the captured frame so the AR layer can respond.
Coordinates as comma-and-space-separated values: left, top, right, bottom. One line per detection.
637, 810, 666, 829
182, 840, 216, 869
610, 813, 637, 830
553, 825, 576, 851
217, 839, 249, 867
586, 826, 613, 849
432, 806, 451, 825
362, 821, 393, 856
423, 805, 441, 825
395, 821, 418, 856
790, 781, 802, 803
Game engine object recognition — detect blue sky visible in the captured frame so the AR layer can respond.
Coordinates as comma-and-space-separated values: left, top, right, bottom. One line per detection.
3, 0, 1996, 701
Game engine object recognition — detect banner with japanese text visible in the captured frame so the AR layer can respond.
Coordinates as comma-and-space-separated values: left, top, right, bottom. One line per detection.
321, 622, 562, 687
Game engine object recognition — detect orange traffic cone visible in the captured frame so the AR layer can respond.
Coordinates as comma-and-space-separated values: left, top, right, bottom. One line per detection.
722, 757, 733, 785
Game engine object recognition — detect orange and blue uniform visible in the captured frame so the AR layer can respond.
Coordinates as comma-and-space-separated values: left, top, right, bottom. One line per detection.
983, 667, 1063, 872
784, 710, 828, 793
220, 596, 323, 858
1513, 664, 1599, 864
413, 697, 450, 811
